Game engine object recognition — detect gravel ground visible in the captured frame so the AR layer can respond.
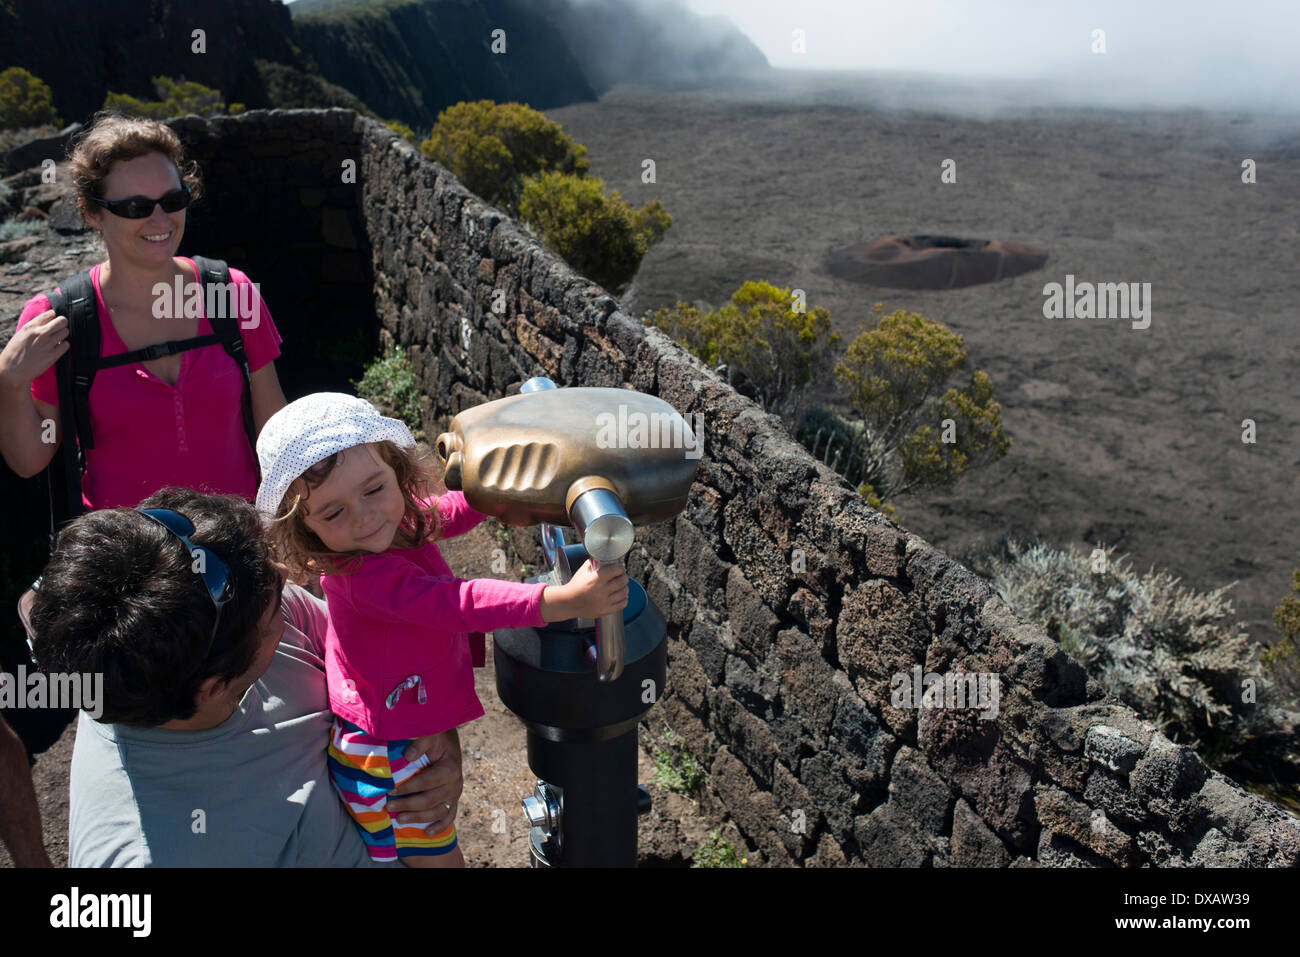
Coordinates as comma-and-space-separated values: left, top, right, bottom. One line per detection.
544, 77, 1300, 643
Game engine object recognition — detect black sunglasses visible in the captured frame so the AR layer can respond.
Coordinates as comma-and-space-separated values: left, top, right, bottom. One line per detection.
137, 508, 234, 661
90, 186, 192, 219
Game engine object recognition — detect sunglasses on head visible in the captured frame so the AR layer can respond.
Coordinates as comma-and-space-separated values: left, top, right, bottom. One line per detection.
137, 508, 234, 662
90, 186, 192, 219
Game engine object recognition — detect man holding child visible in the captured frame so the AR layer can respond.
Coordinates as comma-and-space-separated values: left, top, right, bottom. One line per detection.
20, 486, 463, 867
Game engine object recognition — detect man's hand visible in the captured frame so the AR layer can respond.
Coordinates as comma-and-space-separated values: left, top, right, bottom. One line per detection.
388, 728, 463, 836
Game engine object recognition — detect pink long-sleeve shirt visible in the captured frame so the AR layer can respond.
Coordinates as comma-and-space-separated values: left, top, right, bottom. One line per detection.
15, 257, 282, 510
320, 490, 549, 740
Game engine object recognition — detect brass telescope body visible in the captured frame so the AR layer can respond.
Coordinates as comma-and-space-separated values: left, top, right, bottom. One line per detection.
434, 387, 699, 527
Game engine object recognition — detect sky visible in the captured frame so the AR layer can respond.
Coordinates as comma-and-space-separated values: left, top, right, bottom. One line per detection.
679, 0, 1300, 111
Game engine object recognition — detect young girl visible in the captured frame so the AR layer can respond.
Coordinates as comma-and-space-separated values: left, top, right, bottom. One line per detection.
255, 392, 628, 868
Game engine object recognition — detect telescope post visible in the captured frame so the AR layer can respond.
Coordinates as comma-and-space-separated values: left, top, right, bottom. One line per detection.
495, 377, 664, 867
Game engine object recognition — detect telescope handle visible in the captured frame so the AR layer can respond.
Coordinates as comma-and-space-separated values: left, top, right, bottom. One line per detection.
591, 557, 626, 683
566, 483, 634, 684
540, 523, 572, 585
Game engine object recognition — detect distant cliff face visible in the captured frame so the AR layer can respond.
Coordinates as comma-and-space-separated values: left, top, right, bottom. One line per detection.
524, 0, 771, 92
292, 0, 598, 127
0, 0, 303, 121
291, 0, 770, 126
2, 0, 770, 132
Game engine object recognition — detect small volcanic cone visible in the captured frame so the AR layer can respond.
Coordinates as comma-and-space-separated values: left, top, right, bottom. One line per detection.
825, 234, 1049, 290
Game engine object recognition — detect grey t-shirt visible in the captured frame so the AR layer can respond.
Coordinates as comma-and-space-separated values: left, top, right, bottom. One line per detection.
68, 583, 400, 867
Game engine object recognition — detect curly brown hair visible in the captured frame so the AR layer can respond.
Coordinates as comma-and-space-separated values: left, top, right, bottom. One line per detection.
67, 111, 203, 225
267, 439, 447, 582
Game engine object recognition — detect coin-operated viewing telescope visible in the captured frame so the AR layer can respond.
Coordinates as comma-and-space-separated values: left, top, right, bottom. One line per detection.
435, 377, 701, 867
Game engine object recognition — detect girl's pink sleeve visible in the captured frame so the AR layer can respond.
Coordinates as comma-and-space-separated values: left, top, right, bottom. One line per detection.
227, 267, 282, 373
350, 553, 547, 631
15, 294, 59, 406
435, 490, 488, 539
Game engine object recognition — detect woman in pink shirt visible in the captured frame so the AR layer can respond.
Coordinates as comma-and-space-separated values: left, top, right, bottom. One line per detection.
256, 392, 628, 867
0, 112, 287, 510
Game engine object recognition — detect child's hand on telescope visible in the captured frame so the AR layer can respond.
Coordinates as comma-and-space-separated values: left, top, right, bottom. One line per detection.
540, 559, 628, 623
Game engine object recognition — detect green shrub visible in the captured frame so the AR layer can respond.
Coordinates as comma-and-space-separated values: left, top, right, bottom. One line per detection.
644, 298, 726, 368
519, 170, 670, 294
1264, 569, 1300, 704
386, 119, 418, 143
420, 100, 589, 216
691, 829, 746, 868
650, 726, 705, 797
0, 67, 60, 130
660, 300, 1008, 510
834, 303, 1010, 501
986, 538, 1275, 764
857, 482, 898, 523
352, 344, 422, 438
420, 100, 669, 293
103, 77, 237, 119
648, 282, 837, 427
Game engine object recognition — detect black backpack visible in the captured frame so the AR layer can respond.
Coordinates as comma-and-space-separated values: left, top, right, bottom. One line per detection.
43, 255, 259, 555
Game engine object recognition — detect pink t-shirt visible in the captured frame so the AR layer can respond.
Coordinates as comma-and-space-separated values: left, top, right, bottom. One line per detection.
320, 491, 549, 741
15, 257, 282, 510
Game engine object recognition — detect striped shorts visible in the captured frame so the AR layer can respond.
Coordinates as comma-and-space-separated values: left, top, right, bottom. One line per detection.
327, 716, 458, 862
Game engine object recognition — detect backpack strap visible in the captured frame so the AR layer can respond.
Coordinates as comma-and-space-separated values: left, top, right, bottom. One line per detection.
95, 333, 223, 369
44, 272, 100, 554
40, 258, 261, 555
191, 256, 260, 483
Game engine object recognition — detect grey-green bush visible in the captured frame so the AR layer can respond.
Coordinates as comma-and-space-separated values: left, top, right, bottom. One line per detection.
0, 217, 44, 240
986, 539, 1271, 764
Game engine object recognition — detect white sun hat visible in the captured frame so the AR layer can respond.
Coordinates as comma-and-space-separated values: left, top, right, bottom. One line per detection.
255, 392, 415, 520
